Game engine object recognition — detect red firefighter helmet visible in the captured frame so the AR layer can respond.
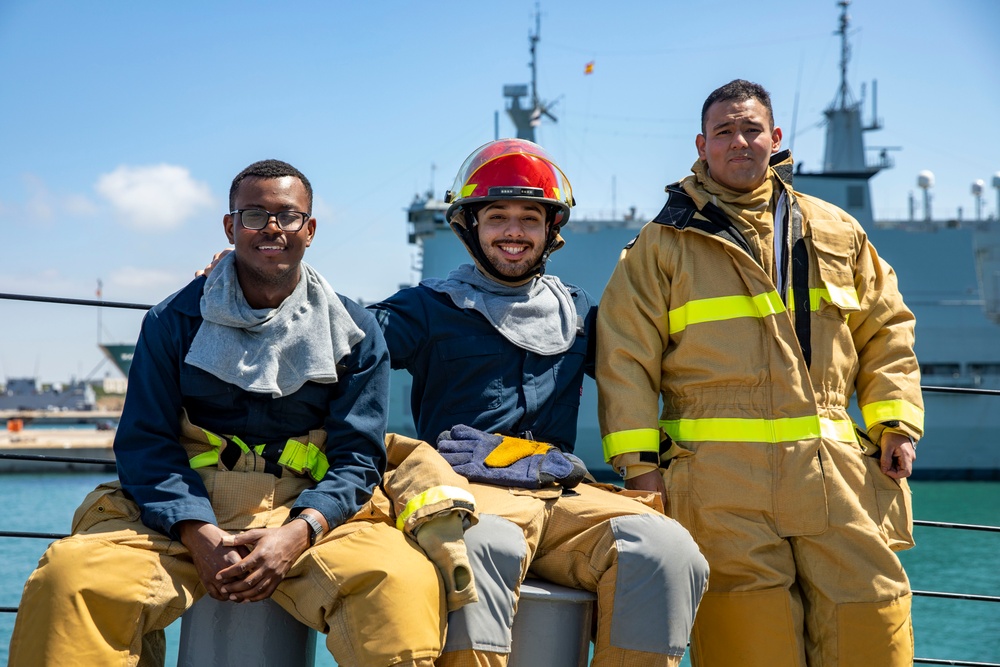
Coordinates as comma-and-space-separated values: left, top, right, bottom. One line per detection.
445, 138, 574, 230
443, 139, 575, 285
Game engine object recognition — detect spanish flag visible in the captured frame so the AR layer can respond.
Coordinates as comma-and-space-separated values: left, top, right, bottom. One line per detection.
584, 61, 594, 75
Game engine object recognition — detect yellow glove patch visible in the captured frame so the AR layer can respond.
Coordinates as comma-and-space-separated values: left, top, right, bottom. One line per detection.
484, 435, 553, 468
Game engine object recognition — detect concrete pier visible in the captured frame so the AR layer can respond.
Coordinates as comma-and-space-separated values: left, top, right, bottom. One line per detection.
0, 428, 115, 472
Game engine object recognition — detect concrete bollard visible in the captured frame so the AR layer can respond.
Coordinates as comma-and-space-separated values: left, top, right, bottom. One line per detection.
509, 578, 596, 667
177, 596, 316, 667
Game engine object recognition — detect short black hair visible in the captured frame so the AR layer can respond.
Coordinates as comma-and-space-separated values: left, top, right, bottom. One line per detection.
229, 159, 313, 213
701, 79, 775, 135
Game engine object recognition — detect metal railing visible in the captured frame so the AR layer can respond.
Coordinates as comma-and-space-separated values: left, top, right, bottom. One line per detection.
3, 496, 997, 664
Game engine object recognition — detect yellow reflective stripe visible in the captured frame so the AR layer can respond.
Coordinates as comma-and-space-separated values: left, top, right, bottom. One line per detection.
460, 183, 477, 198
668, 291, 785, 334
277, 438, 331, 482
659, 416, 856, 443
602, 428, 660, 461
787, 287, 832, 312
861, 400, 925, 432
189, 427, 226, 469
822, 418, 859, 443
810, 288, 828, 311
228, 435, 252, 453
396, 485, 477, 531
188, 450, 219, 468
202, 429, 225, 447
187, 427, 333, 479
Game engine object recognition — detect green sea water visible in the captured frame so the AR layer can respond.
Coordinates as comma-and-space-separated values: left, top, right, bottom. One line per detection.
1, 474, 997, 665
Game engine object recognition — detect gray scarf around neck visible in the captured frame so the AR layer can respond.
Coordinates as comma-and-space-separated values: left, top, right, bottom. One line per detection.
185, 252, 364, 398
422, 264, 577, 355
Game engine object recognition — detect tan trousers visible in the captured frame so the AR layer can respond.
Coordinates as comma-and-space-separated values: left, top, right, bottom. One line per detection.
438, 482, 707, 667
8, 471, 445, 667
665, 438, 913, 667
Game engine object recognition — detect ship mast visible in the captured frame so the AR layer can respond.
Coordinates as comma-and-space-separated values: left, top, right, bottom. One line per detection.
790, 1, 895, 228
820, 0, 885, 175
833, 0, 854, 112
503, 3, 557, 141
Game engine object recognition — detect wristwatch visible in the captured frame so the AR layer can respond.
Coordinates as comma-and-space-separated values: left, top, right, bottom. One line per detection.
292, 513, 324, 546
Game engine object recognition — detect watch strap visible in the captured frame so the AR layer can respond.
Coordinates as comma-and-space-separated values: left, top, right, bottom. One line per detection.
292, 513, 324, 546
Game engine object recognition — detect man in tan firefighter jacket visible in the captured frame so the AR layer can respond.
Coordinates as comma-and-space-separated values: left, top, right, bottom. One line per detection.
596, 79, 922, 667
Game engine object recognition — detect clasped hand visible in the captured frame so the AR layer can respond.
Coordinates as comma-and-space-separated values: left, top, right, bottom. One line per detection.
177, 520, 311, 603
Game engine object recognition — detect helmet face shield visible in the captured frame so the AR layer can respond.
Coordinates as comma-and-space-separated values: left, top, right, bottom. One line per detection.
445, 139, 574, 229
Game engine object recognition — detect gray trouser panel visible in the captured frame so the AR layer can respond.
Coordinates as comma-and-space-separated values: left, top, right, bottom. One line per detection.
610, 513, 710, 655
443, 514, 526, 653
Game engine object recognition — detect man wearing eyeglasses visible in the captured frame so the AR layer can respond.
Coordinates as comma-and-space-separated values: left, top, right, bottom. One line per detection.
8, 159, 469, 667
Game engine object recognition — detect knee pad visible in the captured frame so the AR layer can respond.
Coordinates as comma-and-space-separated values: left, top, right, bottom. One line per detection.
611, 513, 709, 656
692, 588, 802, 667
443, 514, 526, 654
835, 595, 912, 666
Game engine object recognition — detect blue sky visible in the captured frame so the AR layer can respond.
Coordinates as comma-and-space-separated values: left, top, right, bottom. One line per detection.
1, 0, 998, 383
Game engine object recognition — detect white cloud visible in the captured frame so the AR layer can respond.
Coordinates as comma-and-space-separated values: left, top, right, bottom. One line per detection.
0, 174, 100, 226
96, 164, 214, 232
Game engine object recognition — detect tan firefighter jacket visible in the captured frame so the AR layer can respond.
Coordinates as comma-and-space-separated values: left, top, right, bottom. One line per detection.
597, 151, 924, 475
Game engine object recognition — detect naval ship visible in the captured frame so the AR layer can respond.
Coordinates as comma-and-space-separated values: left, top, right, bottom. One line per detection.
0, 377, 96, 412
393, 1, 1000, 480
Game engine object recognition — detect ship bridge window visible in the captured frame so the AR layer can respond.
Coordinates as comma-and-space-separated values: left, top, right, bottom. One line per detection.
846, 185, 865, 209
920, 363, 961, 377
969, 363, 1000, 376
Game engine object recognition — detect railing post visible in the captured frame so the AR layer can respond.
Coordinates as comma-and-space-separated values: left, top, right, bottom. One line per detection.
177, 596, 316, 667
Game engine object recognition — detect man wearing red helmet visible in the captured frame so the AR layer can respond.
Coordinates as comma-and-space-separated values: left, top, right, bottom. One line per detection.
369, 139, 708, 667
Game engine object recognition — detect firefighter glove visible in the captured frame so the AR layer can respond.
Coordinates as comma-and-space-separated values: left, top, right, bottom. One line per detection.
437, 424, 587, 490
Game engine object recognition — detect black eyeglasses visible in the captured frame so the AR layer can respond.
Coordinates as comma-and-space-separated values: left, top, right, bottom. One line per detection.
230, 209, 310, 232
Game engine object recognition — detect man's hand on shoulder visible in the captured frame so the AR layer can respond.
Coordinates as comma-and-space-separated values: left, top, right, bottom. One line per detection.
194, 248, 232, 278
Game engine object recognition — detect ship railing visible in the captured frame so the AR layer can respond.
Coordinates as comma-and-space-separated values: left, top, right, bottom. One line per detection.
2, 476, 998, 667
868, 150, 895, 172
2, 291, 1000, 666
